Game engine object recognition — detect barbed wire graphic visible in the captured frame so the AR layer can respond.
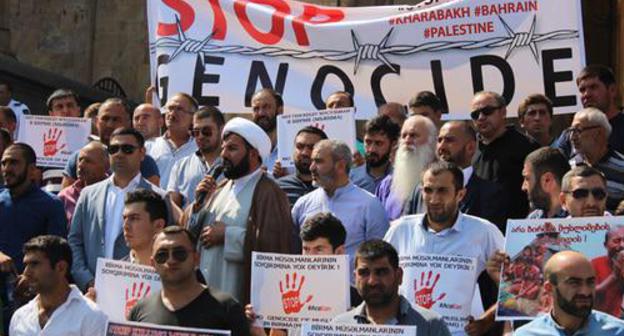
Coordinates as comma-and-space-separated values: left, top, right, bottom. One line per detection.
149, 15, 578, 75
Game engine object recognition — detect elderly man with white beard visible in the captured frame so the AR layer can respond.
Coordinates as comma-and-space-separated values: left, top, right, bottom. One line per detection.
376, 115, 438, 221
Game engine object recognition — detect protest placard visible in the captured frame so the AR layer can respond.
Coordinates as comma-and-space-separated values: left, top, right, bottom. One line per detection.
105, 320, 230, 336
250, 252, 350, 329
496, 216, 621, 320
399, 253, 477, 334
301, 323, 416, 336
16, 115, 91, 168
148, 0, 584, 120
276, 108, 356, 166
95, 258, 162, 321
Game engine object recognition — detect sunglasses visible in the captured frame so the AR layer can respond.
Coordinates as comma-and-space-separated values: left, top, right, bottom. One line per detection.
564, 188, 607, 200
108, 144, 138, 155
470, 105, 501, 120
191, 127, 214, 137
153, 247, 191, 264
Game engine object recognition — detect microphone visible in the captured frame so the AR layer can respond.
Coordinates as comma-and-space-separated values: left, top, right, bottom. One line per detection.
195, 165, 223, 206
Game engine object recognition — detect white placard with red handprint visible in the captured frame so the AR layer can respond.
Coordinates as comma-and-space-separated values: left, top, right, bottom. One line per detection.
16, 115, 91, 168
95, 258, 162, 321
400, 253, 477, 335
276, 108, 356, 167
251, 252, 350, 329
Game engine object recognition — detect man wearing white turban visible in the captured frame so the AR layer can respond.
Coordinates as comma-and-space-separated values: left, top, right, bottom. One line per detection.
184, 117, 293, 303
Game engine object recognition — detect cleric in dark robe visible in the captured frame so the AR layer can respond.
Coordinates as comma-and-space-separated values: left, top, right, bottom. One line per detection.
185, 117, 293, 303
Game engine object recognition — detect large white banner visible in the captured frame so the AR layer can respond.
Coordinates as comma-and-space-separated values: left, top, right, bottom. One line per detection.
301, 323, 416, 336
400, 254, 478, 335
147, 0, 584, 120
277, 108, 356, 166
94, 258, 163, 321
16, 115, 91, 168
250, 252, 350, 329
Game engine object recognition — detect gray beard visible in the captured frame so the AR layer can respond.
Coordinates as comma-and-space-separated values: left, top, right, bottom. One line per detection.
391, 143, 436, 203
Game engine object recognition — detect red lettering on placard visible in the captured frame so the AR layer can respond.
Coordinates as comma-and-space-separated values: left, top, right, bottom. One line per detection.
208, 0, 227, 40
292, 5, 345, 46
157, 0, 196, 36
234, 0, 291, 45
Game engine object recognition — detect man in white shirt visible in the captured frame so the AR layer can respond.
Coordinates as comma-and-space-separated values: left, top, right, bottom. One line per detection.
146, 93, 198, 189
385, 161, 504, 336
68, 127, 164, 291
0, 80, 29, 136
10, 235, 107, 336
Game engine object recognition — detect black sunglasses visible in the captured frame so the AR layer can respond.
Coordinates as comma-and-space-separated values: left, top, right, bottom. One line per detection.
191, 127, 213, 137
470, 105, 501, 120
153, 247, 191, 264
565, 188, 607, 200
108, 144, 138, 155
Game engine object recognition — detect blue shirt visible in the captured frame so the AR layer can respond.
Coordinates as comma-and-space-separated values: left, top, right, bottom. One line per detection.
515, 310, 624, 336
167, 153, 223, 206
384, 213, 504, 275
349, 163, 392, 194
0, 186, 67, 272
292, 183, 389, 275
145, 135, 198, 189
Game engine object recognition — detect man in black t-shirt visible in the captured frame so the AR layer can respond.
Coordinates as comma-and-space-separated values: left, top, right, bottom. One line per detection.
128, 226, 249, 336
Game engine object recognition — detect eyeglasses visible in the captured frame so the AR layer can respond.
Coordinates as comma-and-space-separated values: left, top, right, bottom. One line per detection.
191, 127, 214, 137
108, 144, 138, 155
153, 247, 191, 264
564, 188, 607, 200
470, 105, 501, 120
566, 125, 601, 135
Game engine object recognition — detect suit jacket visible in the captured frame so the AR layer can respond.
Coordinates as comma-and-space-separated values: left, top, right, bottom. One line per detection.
403, 173, 508, 230
68, 176, 164, 290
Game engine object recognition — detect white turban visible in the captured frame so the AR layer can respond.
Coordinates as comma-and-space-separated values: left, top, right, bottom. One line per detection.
222, 117, 272, 162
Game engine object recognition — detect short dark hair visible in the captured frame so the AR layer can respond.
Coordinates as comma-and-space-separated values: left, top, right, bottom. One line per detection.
577, 64, 616, 87
355, 239, 399, 269
8, 143, 37, 166
157, 226, 198, 251
46, 89, 80, 111
365, 115, 400, 143
296, 126, 328, 140
561, 166, 607, 192
195, 106, 225, 128
445, 120, 476, 141
327, 91, 354, 107
0, 106, 16, 124
408, 91, 443, 112
23, 235, 73, 275
111, 127, 145, 147
525, 148, 570, 187
300, 212, 346, 250
424, 161, 464, 192
517, 94, 553, 120
254, 88, 284, 108
125, 189, 168, 223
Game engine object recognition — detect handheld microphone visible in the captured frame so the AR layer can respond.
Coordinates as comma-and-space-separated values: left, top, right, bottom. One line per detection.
195, 165, 223, 205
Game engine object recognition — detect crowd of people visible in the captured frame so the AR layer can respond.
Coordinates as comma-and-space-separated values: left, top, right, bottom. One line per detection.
1, 64, 624, 335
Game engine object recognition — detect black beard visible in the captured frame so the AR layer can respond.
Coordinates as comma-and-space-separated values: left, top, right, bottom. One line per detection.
295, 159, 311, 175
555, 287, 593, 318
254, 116, 276, 133
223, 152, 251, 179
529, 184, 551, 212
366, 152, 390, 168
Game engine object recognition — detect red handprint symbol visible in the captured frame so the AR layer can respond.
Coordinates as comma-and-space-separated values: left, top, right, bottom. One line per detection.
125, 282, 151, 318
279, 272, 313, 314
42, 128, 66, 157
413, 271, 446, 309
